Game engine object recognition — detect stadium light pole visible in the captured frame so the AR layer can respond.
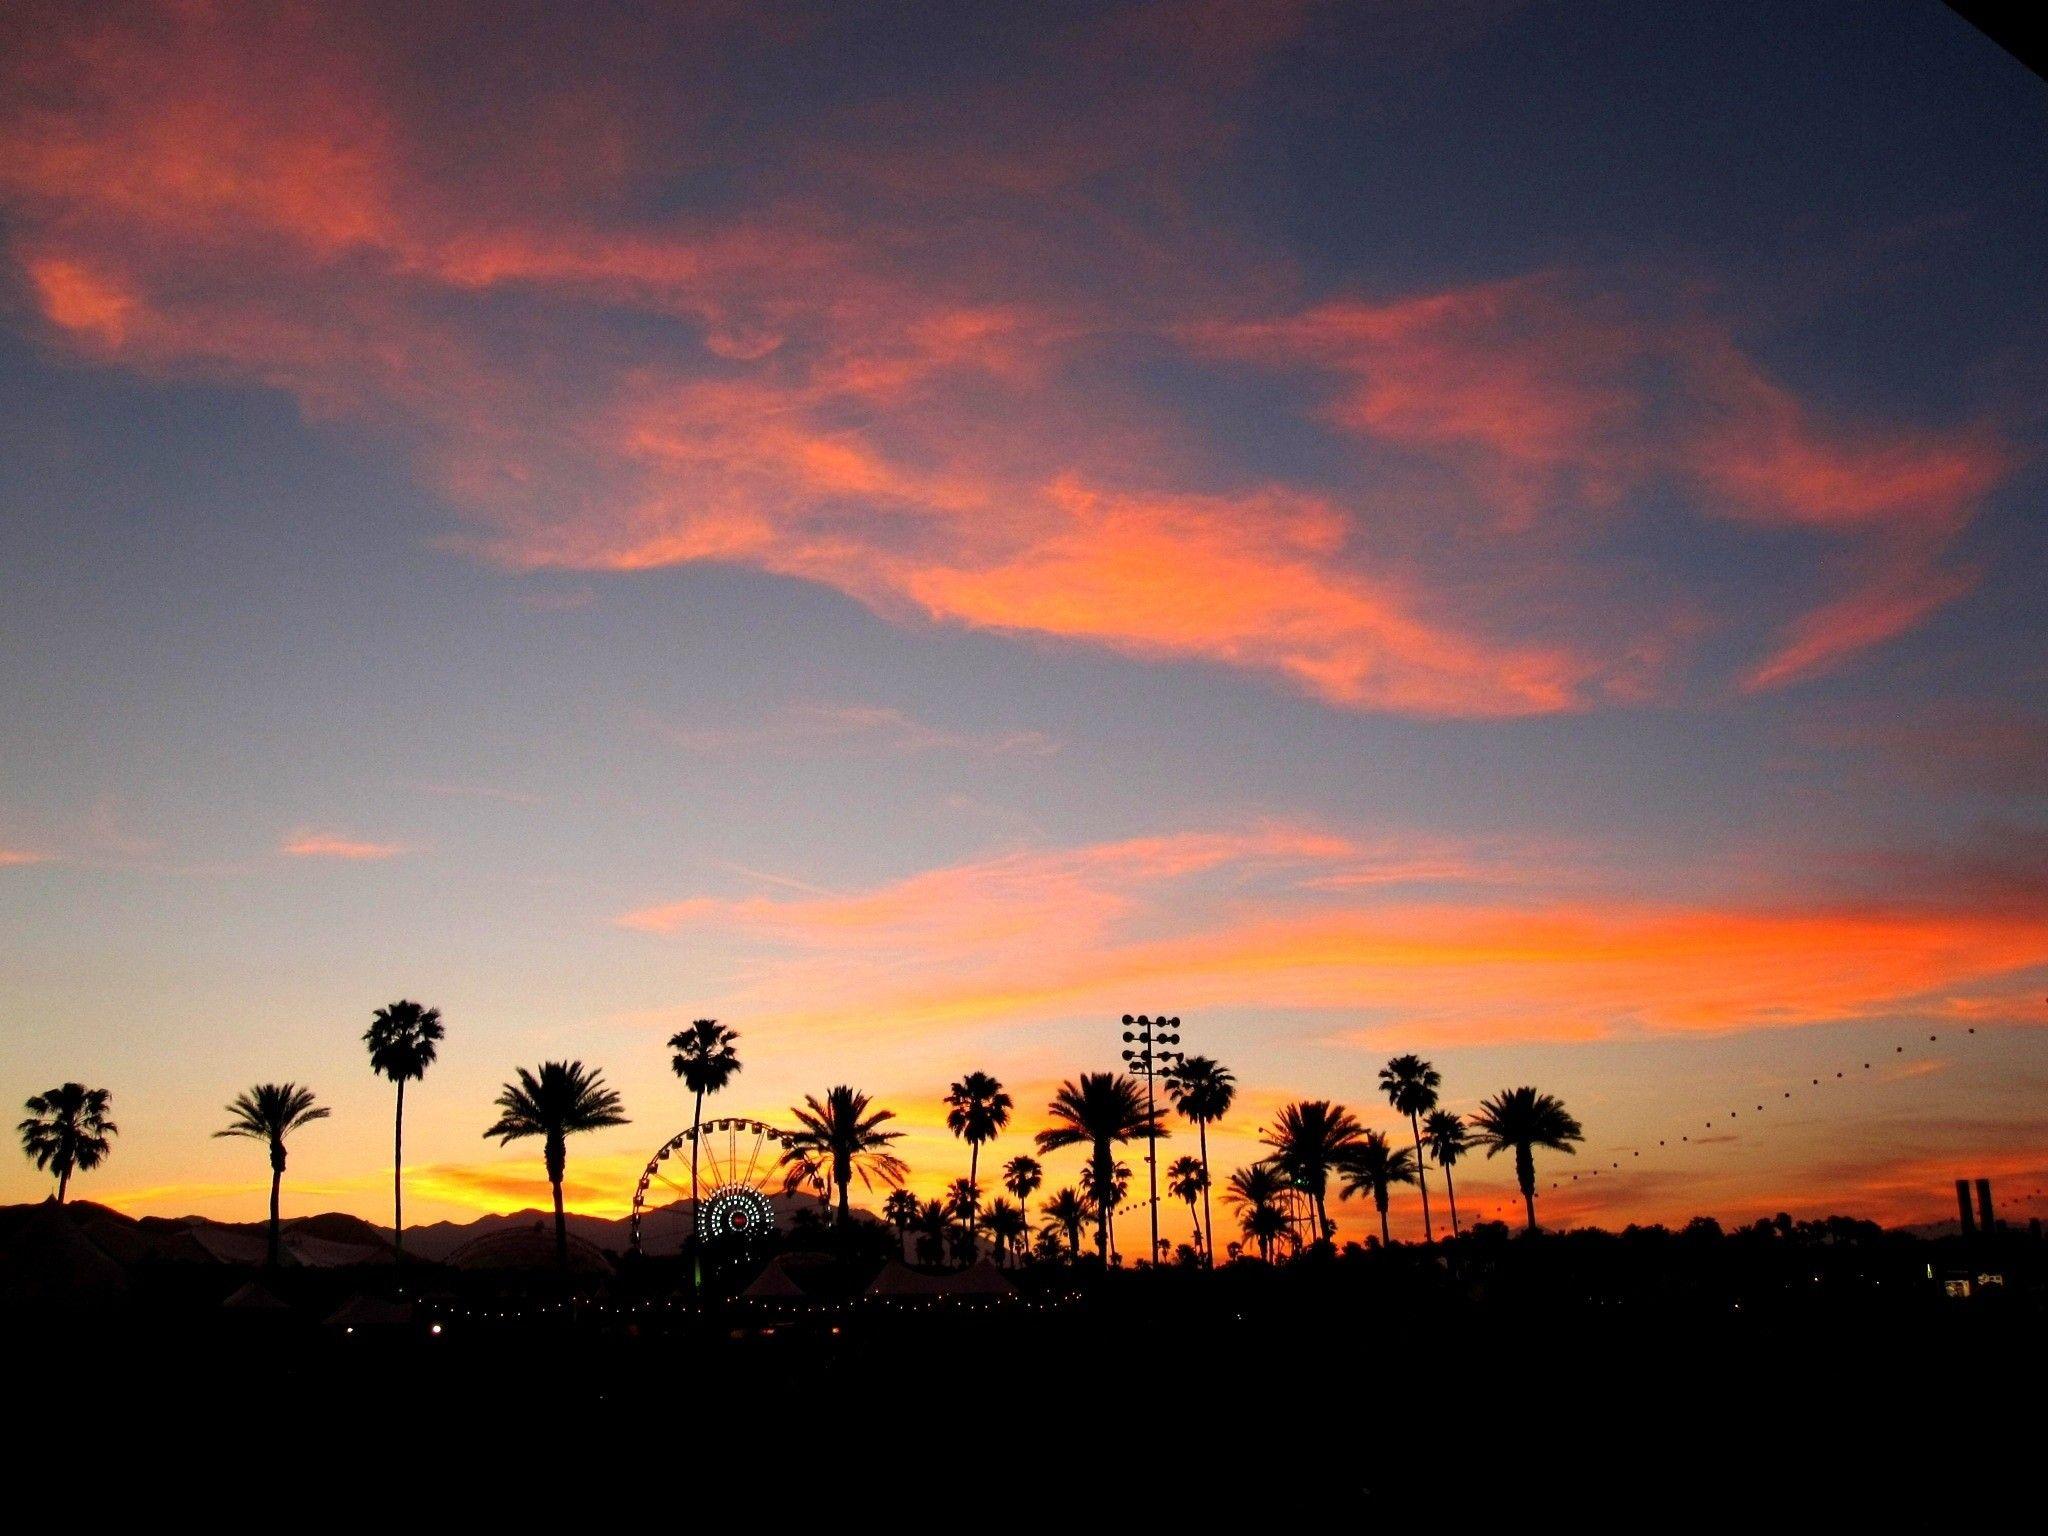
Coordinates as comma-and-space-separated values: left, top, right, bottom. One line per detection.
1121, 1013, 1184, 1267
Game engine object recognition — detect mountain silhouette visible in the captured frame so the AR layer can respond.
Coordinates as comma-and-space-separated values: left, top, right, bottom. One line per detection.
0, 1191, 881, 1294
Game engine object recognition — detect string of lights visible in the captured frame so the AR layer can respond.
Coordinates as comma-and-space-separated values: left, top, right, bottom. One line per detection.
1441, 1024, 2023, 1226
418, 1288, 1089, 1326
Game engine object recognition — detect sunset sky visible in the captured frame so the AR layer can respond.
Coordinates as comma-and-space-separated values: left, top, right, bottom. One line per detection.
2, 1, 2044, 1242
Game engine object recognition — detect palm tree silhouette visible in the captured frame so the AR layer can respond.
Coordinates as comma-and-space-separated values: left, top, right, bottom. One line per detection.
215, 1083, 330, 1268
1468, 1086, 1584, 1231
1079, 1158, 1131, 1262
982, 1197, 1026, 1266
1338, 1129, 1418, 1246
1422, 1109, 1470, 1235
944, 1071, 1011, 1249
883, 1187, 922, 1259
1164, 1055, 1235, 1269
1034, 1073, 1164, 1262
363, 999, 443, 1262
1261, 1100, 1364, 1245
668, 1018, 741, 1286
1039, 1186, 1086, 1259
482, 1061, 628, 1267
1378, 1054, 1441, 1242
18, 1083, 118, 1203
1225, 1162, 1290, 1262
915, 1198, 949, 1263
1002, 1153, 1042, 1243
1166, 1154, 1208, 1254
944, 1176, 982, 1262
783, 1085, 908, 1227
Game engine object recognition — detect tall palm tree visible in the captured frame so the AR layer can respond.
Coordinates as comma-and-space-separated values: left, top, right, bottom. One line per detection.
944, 1070, 1010, 1247
668, 1018, 741, 1280
1164, 1055, 1235, 1269
363, 999, 443, 1262
1040, 1186, 1087, 1259
1002, 1153, 1042, 1242
1166, 1154, 1208, 1255
782, 1085, 908, 1226
982, 1197, 1026, 1267
1338, 1130, 1418, 1246
215, 1083, 330, 1268
1034, 1073, 1165, 1261
483, 1061, 629, 1267
1260, 1100, 1364, 1245
1423, 1109, 1470, 1235
883, 1187, 922, 1259
1468, 1086, 1584, 1232
18, 1083, 118, 1203
1378, 1054, 1441, 1242
1225, 1163, 1290, 1262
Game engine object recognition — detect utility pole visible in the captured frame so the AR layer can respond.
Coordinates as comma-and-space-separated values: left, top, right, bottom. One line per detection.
1121, 1013, 1183, 1267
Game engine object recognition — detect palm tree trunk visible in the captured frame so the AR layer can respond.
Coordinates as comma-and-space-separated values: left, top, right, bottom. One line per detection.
1378, 1195, 1391, 1247
689, 1087, 703, 1294
967, 1143, 980, 1248
1314, 1190, 1331, 1245
1199, 1120, 1215, 1269
393, 1078, 406, 1263
1094, 1145, 1112, 1261
267, 1157, 283, 1269
836, 1152, 852, 1226
1516, 1143, 1537, 1231
1409, 1110, 1433, 1242
548, 1132, 568, 1268
1444, 1163, 1460, 1235
57, 1164, 70, 1204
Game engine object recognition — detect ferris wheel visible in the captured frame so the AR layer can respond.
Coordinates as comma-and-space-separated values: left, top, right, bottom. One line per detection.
628, 1117, 803, 1255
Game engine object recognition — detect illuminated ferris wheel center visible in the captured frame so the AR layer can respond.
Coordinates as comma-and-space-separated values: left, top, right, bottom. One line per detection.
629, 1116, 799, 1254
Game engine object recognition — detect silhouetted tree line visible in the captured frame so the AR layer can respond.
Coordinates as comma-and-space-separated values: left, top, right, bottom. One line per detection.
61, 994, 1978, 1282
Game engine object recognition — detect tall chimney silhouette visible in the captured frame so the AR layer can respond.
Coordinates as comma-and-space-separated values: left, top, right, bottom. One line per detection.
1956, 1178, 1976, 1237
1976, 1178, 1994, 1233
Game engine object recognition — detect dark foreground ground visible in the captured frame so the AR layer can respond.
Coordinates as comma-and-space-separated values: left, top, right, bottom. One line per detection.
13, 1238, 2037, 1514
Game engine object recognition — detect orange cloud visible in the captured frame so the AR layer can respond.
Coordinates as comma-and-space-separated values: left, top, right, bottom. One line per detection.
1192, 281, 2009, 689
0, 3, 2013, 718
0, 847, 53, 867
280, 832, 409, 861
27, 256, 137, 344
619, 828, 2048, 1044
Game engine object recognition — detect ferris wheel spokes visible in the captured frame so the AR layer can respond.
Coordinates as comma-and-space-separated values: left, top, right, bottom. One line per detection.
628, 1116, 799, 1255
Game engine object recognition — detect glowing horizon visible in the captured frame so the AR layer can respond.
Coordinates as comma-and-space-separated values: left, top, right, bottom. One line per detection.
2, 1, 2044, 1242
